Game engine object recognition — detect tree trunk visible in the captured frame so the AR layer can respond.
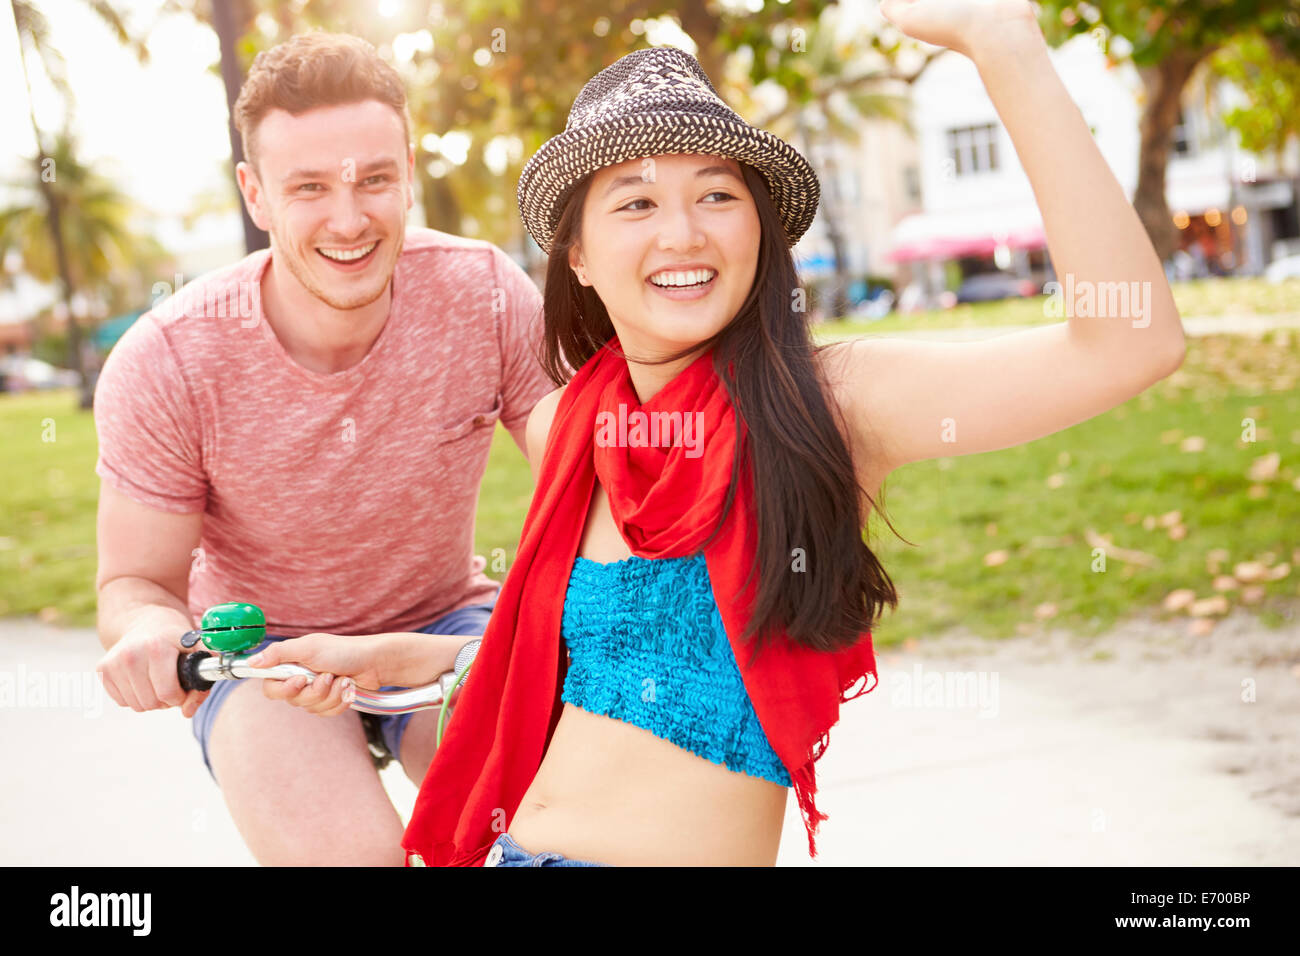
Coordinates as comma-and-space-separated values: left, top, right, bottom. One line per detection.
419, 170, 463, 235
1133, 47, 1211, 263
676, 3, 724, 84
797, 116, 850, 321
819, 188, 851, 321
11, 0, 88, 404
33, 156, 90, 406
211, 0, 268, 255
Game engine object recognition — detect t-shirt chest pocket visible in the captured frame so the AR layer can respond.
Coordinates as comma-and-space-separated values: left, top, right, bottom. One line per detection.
428, 391, 504, 444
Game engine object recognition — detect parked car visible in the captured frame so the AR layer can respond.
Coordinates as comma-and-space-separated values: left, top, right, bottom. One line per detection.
955, 273, 1039, 304
0, 355, 81, 391
1264, 254, 1300, 283
847, 289, 896, 320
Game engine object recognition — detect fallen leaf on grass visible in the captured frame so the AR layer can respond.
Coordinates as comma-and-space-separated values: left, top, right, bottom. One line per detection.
983, 550, 1009, 567
1235, 561, 1270, 583
1247, 453, 1280, 482
1206, 548, 1231, 574
1190, 595, 1230, 617
1085, 528, 1158, 566
1181, 436, 1206, 452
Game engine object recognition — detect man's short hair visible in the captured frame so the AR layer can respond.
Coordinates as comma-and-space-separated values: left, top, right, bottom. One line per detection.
234, 31, 411, 170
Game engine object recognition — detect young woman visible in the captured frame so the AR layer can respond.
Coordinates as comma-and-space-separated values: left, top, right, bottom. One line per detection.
251, 0, 1186, 866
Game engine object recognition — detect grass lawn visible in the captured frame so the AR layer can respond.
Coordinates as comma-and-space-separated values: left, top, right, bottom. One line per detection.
2, 327, 1296, 646
817, 276, 1300, 340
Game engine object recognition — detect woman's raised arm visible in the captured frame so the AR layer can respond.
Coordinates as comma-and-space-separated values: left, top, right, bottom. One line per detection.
838, 0, 1185, 472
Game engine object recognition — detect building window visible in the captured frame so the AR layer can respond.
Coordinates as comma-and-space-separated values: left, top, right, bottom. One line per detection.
1172, 107, 1194, 157
903, 165, 921, 203
946, 123, 1000, 176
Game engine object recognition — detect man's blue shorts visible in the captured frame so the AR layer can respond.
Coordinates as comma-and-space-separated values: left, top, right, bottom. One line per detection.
191, 591, 499, 780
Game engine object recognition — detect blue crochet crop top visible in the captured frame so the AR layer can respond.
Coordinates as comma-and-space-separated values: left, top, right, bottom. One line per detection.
559, 551, 792, 787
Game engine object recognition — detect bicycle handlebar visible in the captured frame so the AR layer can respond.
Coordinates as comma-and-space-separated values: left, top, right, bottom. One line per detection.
176, 641, 480, 716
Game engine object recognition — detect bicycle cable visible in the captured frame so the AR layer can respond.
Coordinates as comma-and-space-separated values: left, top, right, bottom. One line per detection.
435, 661, 470, 747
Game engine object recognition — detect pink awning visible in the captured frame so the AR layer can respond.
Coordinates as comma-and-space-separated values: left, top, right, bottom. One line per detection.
886, 207, 1046, 263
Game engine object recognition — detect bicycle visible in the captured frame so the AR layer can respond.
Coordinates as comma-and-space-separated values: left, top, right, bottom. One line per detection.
176, 602, 480, 753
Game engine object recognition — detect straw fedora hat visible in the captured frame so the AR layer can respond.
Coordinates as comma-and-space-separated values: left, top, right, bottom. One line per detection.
517, 46, 820, 255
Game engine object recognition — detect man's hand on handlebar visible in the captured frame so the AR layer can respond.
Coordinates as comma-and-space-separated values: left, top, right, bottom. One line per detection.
96, 616, 209, 718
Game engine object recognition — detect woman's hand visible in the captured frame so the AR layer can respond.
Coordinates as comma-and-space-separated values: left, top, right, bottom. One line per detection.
878, 0, 1042, 62
249, 633, 390, 716
249, 631, 466, 716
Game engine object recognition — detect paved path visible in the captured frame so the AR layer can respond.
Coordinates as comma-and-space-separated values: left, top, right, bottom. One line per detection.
3, 606, 1296, 866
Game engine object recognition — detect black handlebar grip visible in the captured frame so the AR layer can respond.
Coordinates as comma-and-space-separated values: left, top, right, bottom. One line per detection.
177, 651, 214, 692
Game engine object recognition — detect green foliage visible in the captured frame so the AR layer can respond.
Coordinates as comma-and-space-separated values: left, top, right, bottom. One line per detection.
0, 132, 175, 320
1035, 0, 1300, 65
225, 0, 879, 248
1208, 32, 1300, 160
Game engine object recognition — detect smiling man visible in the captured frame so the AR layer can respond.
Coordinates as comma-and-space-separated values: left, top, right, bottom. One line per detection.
91, 33, 554, 864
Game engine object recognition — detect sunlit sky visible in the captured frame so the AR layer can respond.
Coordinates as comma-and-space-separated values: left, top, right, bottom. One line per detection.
2, 0, 235, 218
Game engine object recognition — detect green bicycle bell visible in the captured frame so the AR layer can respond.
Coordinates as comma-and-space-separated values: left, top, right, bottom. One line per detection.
180, 602, 267, 654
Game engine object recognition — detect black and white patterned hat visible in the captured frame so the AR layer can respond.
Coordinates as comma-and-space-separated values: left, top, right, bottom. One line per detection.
517, 46, 820, 255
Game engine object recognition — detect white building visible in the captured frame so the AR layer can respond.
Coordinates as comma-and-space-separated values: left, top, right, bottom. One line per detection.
868, 35, 1299, 302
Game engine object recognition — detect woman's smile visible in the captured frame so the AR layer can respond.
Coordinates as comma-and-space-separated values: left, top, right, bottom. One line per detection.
645, 265, 719, 301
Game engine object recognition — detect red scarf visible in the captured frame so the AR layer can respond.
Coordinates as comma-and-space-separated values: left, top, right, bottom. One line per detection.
401, 335, 878, 866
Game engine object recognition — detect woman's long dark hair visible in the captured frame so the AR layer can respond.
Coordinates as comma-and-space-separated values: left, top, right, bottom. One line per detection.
539, 162, 904, 663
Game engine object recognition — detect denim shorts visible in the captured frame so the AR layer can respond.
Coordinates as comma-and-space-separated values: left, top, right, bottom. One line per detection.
483, 833, 610, 867
191, 591, 499, 779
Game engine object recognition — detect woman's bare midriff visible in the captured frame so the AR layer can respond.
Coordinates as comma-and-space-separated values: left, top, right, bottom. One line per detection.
506, 479, 789, 866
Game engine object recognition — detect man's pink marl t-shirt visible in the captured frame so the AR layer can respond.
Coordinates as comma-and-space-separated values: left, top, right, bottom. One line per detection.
94, 228, 554, 637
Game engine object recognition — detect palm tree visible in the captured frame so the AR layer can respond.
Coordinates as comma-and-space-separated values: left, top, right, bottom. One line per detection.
0, 132, 153, 304
9, 0, 146, 406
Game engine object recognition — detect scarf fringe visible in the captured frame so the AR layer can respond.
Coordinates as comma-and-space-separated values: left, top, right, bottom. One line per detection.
795, 664, 878, 859
793, 756, 829, 859
842, 666, 879, 703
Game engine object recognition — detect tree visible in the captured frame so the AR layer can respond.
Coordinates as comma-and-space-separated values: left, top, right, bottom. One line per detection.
736, 7, 913, 320
1206, 30, 1300, 163
9, 0, 148, 406
157, 0, 267, 254
192, 0, 940, 267
1035, 0, 1300, 263
0, 132, 169, 315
